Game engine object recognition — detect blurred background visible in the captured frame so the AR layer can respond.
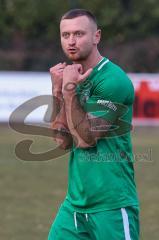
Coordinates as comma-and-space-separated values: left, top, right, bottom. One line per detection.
0, 0, 159, 239
0, 0, 159, 72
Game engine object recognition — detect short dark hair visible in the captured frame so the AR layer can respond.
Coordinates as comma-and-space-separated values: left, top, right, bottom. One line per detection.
61, 9, 97, 26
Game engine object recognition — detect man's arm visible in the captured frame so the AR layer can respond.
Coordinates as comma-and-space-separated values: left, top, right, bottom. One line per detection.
50, 63, 73, 150
63, 90, 110, 148
62, 64, 111, 148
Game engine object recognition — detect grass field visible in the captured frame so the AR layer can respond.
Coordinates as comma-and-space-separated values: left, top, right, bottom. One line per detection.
0, 124, 158, 240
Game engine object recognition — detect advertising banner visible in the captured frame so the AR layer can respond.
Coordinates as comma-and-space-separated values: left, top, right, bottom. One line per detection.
129, 74, 159, 125
0, 72, 159, 125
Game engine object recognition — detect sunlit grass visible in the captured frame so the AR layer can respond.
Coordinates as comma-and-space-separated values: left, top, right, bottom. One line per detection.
0, 125, 159, 240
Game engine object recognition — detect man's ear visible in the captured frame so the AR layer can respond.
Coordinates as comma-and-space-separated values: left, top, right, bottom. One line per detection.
94, 29, 101, 44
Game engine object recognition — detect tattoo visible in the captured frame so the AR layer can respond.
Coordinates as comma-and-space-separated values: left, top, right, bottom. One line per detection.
51, 95, 64, 122
53, 127, 73, 149
67, 93, 95, 145
89, 117, 111, 132
72, 101, 86, 129
54, 127, 70, 136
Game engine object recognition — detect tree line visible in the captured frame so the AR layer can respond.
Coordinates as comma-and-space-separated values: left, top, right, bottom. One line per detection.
0, 0, 159, 72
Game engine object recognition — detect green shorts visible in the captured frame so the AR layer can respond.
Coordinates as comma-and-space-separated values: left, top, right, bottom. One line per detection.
48, 203, 140, 240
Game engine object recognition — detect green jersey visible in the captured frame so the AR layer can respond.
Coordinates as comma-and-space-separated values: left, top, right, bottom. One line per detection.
63, 57, 139, 213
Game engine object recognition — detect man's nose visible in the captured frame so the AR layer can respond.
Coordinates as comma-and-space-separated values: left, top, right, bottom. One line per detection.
68, 35, 76, 45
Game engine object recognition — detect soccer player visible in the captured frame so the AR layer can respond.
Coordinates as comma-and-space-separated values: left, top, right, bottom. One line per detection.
48, 9, 140, 240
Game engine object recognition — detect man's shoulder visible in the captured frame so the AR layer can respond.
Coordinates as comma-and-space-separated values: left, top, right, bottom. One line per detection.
98, 59, 133, 89
91, 58, 127, 80
91, 59, 130, 86
101, 60, 128, 78
89, 58, 134, 103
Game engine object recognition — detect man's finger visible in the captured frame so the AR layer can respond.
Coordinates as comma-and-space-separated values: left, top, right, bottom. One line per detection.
62, 62, 67, 67
74, 64, 83, 74
80, 68, 93, 81
50, 63, 65, 72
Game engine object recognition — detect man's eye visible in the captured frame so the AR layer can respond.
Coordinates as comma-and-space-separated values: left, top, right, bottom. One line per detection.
62, 33, 69, 38
75, 32, 83, 37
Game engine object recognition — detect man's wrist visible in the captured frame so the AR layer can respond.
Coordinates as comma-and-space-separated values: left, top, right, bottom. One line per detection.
63, 89, 76, 101
53, 87, 62, 95
62, 82, 77, 98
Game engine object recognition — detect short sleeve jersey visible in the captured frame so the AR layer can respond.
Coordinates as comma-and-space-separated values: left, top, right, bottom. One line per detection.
63, 57, 139, 213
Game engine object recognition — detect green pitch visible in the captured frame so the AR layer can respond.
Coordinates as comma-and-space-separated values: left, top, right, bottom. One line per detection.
0, 125, 158, 240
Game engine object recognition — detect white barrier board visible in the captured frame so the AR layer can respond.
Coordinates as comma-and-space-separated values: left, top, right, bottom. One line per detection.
0, 71, 159, 125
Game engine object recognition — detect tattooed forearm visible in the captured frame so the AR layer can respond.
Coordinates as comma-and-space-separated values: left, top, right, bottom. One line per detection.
64, 93, 95, 147
51, 92, 73, 150
64, 93, 111, 148
51, 91, 63, 122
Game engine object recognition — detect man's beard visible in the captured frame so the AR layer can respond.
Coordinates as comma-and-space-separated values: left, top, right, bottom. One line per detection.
64, 49, 91, 62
